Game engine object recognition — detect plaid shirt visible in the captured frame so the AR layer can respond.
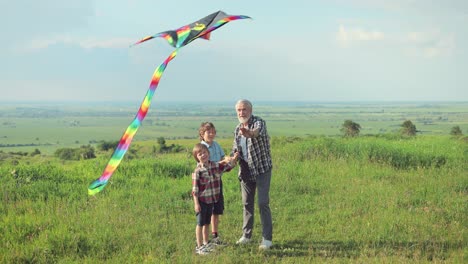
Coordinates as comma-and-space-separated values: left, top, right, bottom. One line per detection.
232, 115, 272, 181
192, 160, 234, 204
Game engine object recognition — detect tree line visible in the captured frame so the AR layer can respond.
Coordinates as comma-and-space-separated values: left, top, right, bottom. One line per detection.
341, 120, 464, 137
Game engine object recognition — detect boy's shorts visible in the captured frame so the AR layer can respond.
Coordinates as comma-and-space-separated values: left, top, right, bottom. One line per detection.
196, 202, 213, 226
213, 191, 224, 215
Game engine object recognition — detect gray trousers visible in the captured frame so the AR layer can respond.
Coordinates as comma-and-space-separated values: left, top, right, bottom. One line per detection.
240, 169, 273, 241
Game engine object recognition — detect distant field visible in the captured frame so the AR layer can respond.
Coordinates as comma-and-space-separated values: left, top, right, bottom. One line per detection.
0, 101, 467, 154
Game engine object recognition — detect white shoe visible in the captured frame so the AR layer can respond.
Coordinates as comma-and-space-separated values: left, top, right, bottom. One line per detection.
211, 237, 227, 246
236, 236, 251, 245
202, 243, 215, 252
259, 239, 272, 250
195, 245, 211, 255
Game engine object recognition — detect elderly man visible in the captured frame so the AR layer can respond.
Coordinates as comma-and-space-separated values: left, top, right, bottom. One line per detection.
232, 99, 273, 250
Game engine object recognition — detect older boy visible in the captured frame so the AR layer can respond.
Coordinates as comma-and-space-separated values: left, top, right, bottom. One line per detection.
198, 122, 226, 244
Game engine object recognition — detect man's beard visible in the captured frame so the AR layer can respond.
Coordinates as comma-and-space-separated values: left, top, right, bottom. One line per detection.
238, 116, 250, 124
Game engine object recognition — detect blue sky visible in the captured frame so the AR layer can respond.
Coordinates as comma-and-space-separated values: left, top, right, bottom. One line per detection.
1, 0, 467, 102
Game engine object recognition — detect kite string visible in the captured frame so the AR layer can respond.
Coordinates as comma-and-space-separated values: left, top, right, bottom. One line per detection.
88, 49, 179, 195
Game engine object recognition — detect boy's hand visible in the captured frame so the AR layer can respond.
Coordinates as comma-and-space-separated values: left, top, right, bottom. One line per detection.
194, 203, 201, 213
219, 157, 229, 165
220, 155, 234, 164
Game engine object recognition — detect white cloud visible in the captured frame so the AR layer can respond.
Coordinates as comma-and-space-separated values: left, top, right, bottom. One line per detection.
0, 1, 94, 36
334, 0, 468, 16
335, 24, 456, 58
406, 30, 455, 58
332, 0, 466, 57
336, 25, 385, 46
78, 37, 134, 49
20, 35, 134, 52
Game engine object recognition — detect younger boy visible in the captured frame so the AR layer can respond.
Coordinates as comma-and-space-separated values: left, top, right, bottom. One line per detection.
191, 143, 237, 255
198, 122, 226, 244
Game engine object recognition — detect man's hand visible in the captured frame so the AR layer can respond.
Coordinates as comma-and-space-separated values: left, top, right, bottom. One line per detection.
233, 152, 239, 161
239, 127, 250, 137
220, 154, 238, 165
240, 127, 258, 138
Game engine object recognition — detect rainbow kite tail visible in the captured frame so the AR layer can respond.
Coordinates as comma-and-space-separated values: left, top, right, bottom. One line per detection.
88, 49, 179, 195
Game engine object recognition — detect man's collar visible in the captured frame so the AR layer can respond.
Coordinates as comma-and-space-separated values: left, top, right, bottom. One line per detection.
245, 115, 255, 125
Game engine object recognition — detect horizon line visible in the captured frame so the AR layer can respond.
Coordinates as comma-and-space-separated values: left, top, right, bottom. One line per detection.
1, 100, 468, 105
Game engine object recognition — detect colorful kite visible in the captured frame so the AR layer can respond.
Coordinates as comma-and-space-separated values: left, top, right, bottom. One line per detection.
88, 10, 250, 195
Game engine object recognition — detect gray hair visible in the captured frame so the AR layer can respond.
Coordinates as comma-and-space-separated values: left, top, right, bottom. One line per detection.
235, 99, 252, 110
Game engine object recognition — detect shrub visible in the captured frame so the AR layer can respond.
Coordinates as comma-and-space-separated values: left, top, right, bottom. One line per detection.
341, 120, 361, 137
54, 145, 96, 160
98, 140, 119, 151
450, 125, 463, 136
30, 148, 41, 156
156, 137, 184, 153
401, 120, 417, 136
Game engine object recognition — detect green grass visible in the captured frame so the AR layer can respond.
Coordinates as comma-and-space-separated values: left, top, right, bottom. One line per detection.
1, 136, 466, 263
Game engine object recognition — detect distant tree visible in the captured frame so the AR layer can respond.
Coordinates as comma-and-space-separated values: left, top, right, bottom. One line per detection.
55, 145, 96, 160
155, 137, 184, 153
98, 140, 119, 151
30, 148, 41, 156
79, 145, 96, 159
157, 137, 169, 152
401, 120, 417, 136
450, 125, 463, 136
157, 137, 166, 147
55, 148, 75, 160
340, 120, 361, 137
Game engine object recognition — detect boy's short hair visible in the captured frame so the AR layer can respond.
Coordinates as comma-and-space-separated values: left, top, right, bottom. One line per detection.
192, 143, 209, 162
198, 122, 216, 141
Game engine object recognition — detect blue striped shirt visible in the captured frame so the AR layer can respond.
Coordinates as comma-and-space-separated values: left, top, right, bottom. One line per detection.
201, 140, 225, 162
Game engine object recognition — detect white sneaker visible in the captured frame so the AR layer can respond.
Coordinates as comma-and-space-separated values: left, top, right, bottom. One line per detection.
236, 236, 251, 245
211, 237, 227, 246
202, 243, 215, 252
259, 239, 272, 250
195, 245, 210, 255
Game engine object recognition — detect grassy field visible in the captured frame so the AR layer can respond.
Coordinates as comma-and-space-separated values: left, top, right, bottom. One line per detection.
0, 101, 467, 262
1, 134, 467, 263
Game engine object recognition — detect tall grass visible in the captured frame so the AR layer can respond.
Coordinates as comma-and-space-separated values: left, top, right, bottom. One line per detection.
273, 135, 466, 169
1, 136, 466, 263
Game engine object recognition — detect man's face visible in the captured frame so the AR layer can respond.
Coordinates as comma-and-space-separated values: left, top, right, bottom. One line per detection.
236, 103, 252, 124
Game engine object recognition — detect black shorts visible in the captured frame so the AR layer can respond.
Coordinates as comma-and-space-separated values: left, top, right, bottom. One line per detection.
213, 181, 224, 215
196, 202, 213, 226
213, 191, 224, 215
